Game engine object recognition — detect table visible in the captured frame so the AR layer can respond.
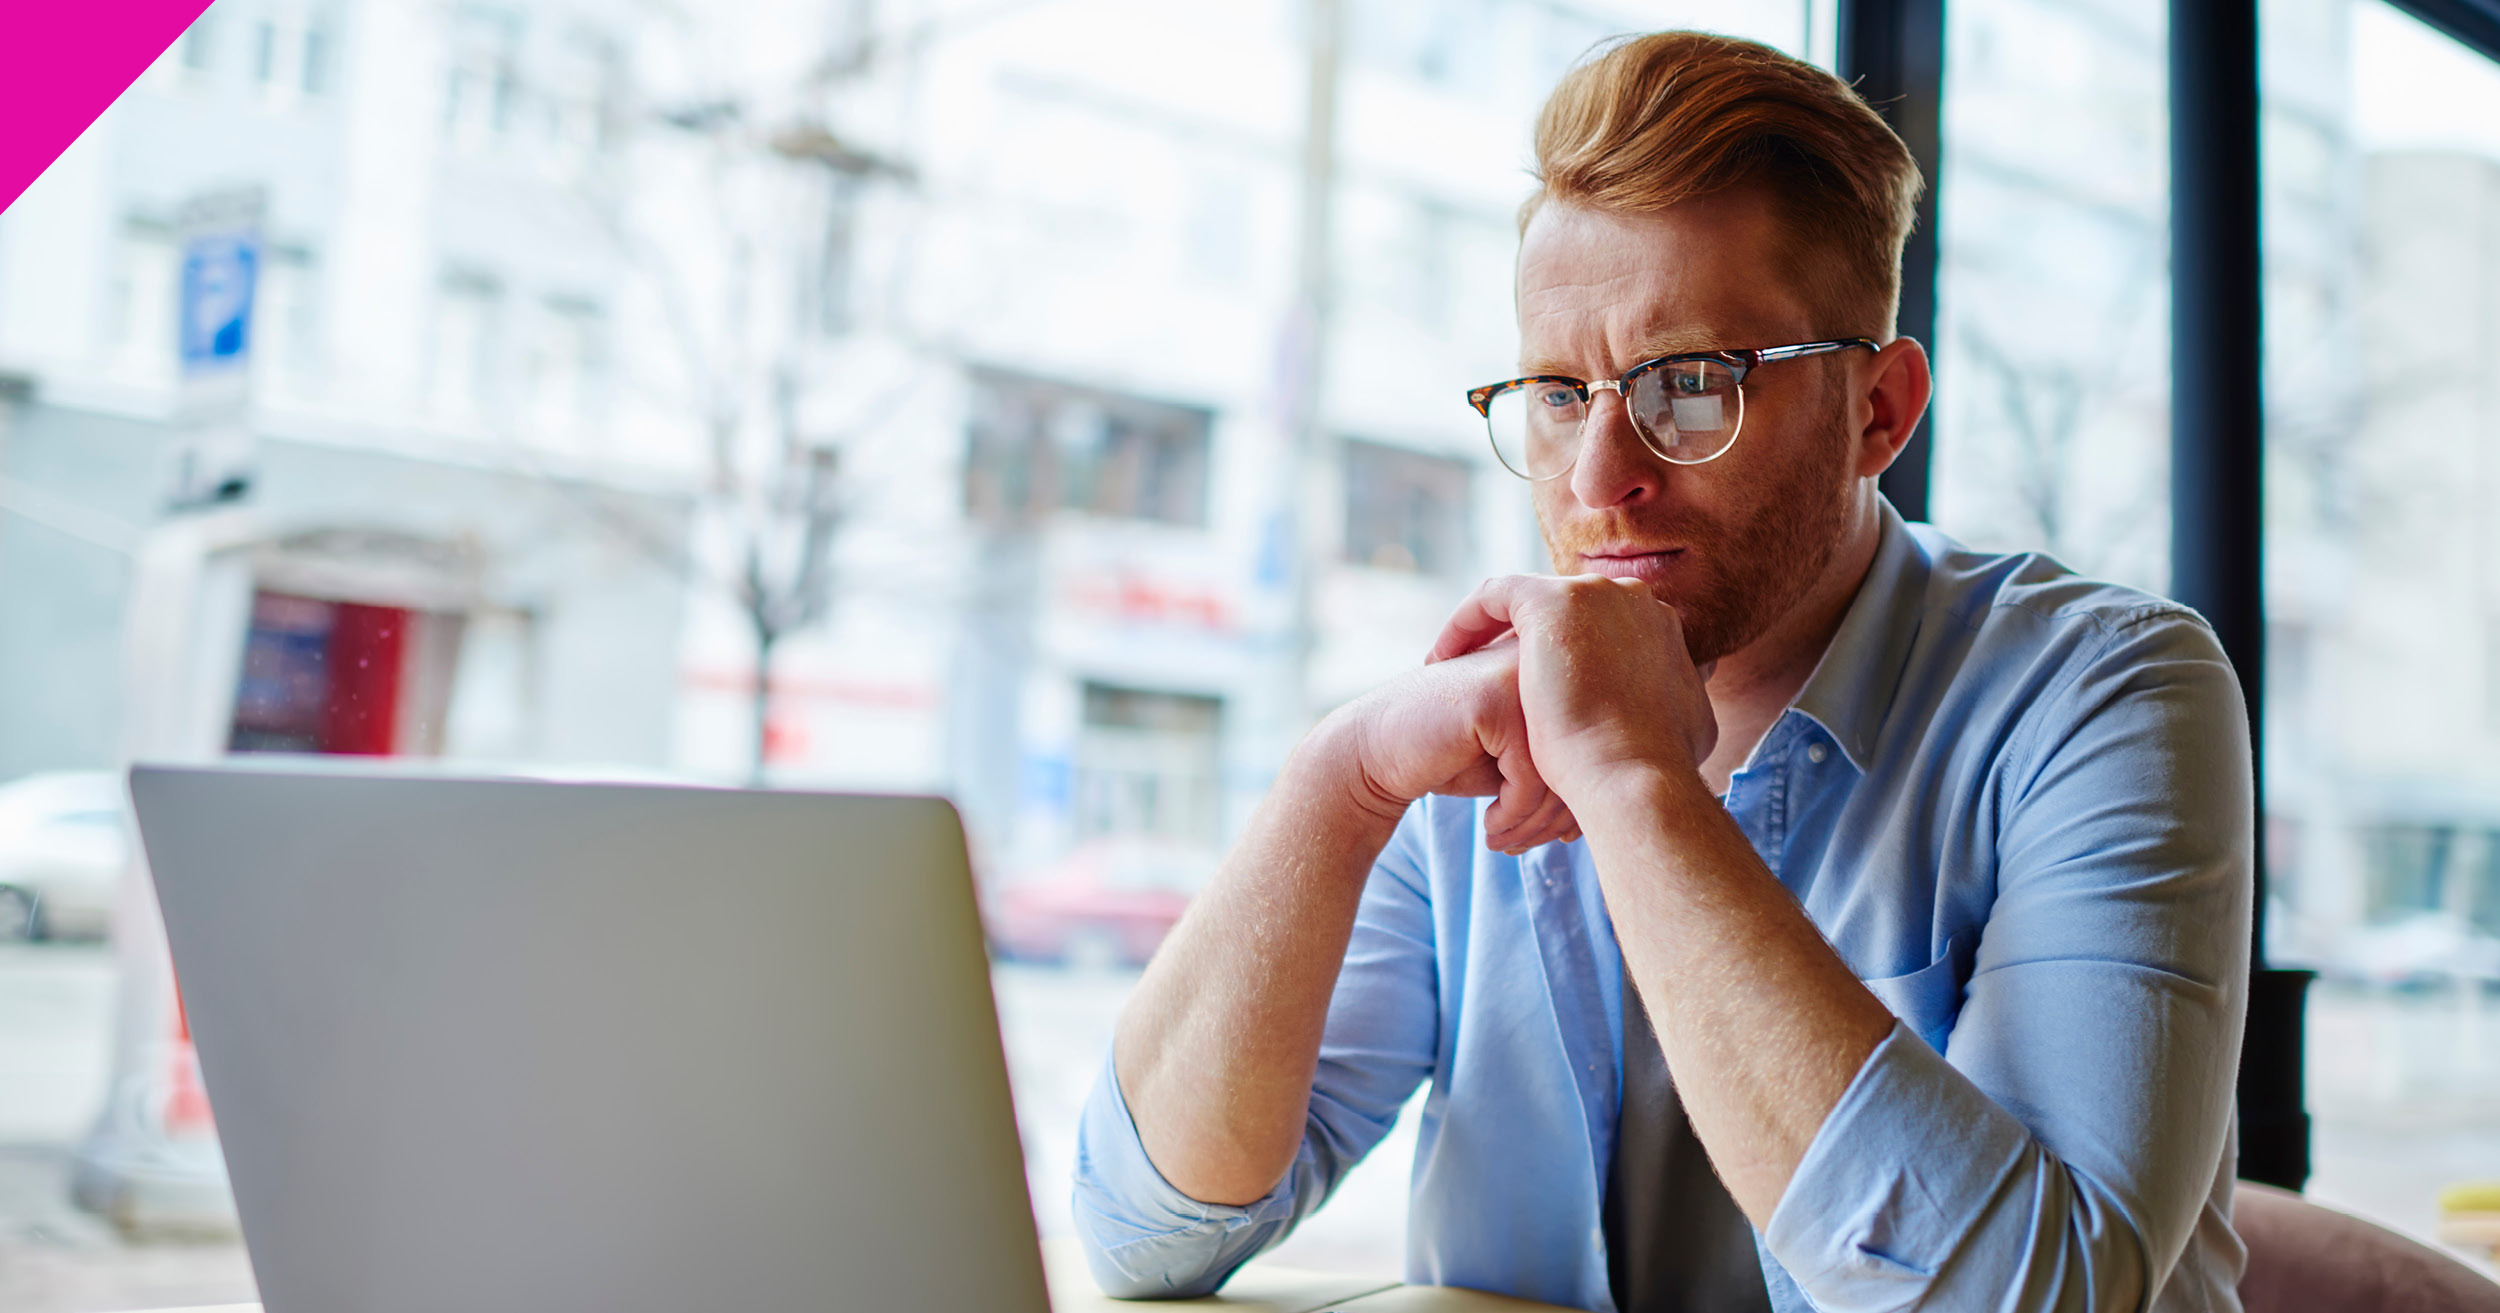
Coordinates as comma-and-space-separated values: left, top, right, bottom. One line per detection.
123, 1236, 1572, 1313
1039, 1237, 1567, 1312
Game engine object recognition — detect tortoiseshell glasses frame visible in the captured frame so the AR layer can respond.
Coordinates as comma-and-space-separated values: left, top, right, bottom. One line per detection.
1465, 337, 1879, 480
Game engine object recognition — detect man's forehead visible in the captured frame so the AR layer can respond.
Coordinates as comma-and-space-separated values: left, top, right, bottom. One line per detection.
1514, 198, 1803, 371
1517, 286, 1792, 369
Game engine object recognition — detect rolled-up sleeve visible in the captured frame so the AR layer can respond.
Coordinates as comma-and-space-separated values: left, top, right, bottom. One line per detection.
1768, 608, 2252, 1312
1071, 802, 1443, 1298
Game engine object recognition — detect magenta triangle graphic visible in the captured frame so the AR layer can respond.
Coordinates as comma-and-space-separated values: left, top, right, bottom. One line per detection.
0, 0, 218, 214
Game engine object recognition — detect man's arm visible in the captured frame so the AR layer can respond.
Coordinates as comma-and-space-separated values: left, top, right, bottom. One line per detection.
1579, 764, 1897, 1220
1070, 796, 1445, 1298
1755, 608, 2249, 1310
1109, 716, 1406, 1207
1112, 642, 1573, 1206
1437, 576, 2250, 1310
1429, 572, 1892, 1220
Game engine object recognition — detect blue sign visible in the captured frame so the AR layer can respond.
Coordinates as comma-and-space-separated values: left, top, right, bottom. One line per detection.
1021, 753, 1073, 811
179, 232, 260, 373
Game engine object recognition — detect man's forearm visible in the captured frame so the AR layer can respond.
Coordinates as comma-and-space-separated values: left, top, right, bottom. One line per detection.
1581, 763, 1895, 1226
1111, 712, 1406, 1207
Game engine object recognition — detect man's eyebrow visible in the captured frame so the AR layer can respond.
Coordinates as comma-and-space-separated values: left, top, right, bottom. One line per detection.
1625, 326, 1734, 359
1517, 327, 1735, 377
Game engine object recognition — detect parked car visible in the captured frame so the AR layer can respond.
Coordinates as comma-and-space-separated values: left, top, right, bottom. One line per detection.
985, 838, 1212, 970
0, 770, 130, 941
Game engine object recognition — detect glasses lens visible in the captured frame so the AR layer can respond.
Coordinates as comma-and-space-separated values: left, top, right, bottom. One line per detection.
1484, 381, 1585, 479
1627, 360, 1744, 463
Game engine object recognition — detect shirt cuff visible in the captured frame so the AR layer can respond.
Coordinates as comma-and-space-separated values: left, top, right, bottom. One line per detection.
1070, 1048, 1302, 1298
1764, 1021, 2035, 1302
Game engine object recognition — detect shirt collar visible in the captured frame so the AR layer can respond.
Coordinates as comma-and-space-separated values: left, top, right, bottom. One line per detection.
1784, 498, 1930, 775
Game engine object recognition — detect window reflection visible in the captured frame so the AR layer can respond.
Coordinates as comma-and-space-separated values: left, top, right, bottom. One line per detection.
2260, 1, 2500, 1260
1932, 0, 2170, 593
0, 1, 2037, 1304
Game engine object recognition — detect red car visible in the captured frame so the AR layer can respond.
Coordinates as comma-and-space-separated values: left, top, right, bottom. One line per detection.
985, 839, 1211, 969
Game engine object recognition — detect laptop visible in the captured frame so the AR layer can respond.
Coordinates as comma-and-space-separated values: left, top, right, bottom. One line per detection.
128, 762, 1053, 1313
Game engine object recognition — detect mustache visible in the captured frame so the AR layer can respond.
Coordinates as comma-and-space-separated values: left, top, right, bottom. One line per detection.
1543, 509, 1709, 555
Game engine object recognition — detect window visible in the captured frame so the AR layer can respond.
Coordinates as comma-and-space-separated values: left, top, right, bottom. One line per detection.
523, 296, 605, 441
2350, 822, 2500, 957
1073, 684, 1221, 848
445, 607, 539, 760
255, 244, 320, 389
227, 593, 417, 755
811, 179, 859, 337
446, 8, 522, 149
427, 269, 503, 421
302, 13, 331, 97
964, 370, 1213, 529
2489, 615, 2500, 734
2255, 0, 2500, 1252
253, 18, 280, 85
2261, 1, 2500, 968
180, 13, 218, 76
228, 591, 464, 756
235, 6, 335, 104
1399, 199, 1456, 328
1342, 438, 1470, 576
107, 217, 181, 378
1930, 0, 2171, 593
546, 31, 617, 171
0, 6, 1844, 1304
1183, 166, 1250, 288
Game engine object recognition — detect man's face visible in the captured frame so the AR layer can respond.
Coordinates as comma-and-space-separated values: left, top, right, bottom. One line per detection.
1515, 191, 1861, 665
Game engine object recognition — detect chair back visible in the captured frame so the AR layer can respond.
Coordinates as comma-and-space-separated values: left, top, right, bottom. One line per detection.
2236, 1182, 2500, 1313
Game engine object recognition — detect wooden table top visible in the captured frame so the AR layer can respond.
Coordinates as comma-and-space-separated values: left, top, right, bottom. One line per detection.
116, 1235, 1571, 1313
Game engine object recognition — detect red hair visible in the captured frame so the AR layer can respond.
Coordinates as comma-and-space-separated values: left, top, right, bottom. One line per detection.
1526, 31, 1924, 337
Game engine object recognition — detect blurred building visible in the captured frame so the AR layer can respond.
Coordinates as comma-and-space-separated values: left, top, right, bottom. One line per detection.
0, 0, 690, 782
2264, 146, 2500, 977
1932, 0, 2175, 590
681, 0, 1805, 889
12, 0, 2498, 983
0, 0, 1809, 901
1927, 0, 2500, 984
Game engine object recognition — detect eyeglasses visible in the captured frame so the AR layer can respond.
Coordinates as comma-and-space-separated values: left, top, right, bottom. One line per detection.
1465, 338, 1878, 481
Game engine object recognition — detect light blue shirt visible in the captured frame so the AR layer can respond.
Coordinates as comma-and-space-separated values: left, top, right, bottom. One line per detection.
1073, 505, 2252, 1313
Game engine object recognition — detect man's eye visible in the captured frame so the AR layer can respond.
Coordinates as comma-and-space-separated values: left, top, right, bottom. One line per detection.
1532, 386, 1579, 409
1669, 370, 1713, 396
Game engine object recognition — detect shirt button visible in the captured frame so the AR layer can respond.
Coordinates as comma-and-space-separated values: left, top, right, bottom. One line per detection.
1807, 742, 1831, 764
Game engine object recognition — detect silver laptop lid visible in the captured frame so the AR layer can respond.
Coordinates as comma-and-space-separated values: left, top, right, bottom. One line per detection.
130, 763, 1050, 1313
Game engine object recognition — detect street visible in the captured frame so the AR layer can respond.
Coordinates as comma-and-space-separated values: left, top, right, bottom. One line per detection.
0, 943, 2491, 1312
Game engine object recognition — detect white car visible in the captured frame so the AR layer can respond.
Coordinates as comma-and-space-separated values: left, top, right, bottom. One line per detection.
0, 770, 130, 941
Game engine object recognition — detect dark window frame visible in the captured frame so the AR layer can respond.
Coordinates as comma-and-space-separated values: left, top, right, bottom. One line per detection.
1838, 0, 2500, 1192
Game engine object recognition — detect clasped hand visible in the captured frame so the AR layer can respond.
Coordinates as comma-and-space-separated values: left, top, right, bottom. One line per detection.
1338, 574, 1718, 855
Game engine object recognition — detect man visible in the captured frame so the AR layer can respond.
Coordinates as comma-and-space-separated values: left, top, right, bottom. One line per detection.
1074, 31, 2249, 1313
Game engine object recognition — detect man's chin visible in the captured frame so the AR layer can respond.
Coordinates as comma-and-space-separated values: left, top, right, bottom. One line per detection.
1643, 581, 1744, 665
1653, 575, 1760, 666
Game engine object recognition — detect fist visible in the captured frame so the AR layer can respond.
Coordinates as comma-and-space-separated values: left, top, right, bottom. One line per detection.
1426, 575, 1716, 806
1332, 639, 1580, 855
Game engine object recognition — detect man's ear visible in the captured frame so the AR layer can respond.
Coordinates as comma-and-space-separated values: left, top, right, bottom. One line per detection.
1852, 337, 1933, 479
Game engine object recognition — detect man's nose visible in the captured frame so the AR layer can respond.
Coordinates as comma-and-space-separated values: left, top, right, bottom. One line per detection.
1568, 387, 1662, 509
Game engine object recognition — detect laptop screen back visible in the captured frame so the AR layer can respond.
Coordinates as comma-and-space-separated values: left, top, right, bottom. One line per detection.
130, 764, 1051, 1313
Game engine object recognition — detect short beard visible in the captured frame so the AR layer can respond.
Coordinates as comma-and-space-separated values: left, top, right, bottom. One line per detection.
1539, 402, 1855, 666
